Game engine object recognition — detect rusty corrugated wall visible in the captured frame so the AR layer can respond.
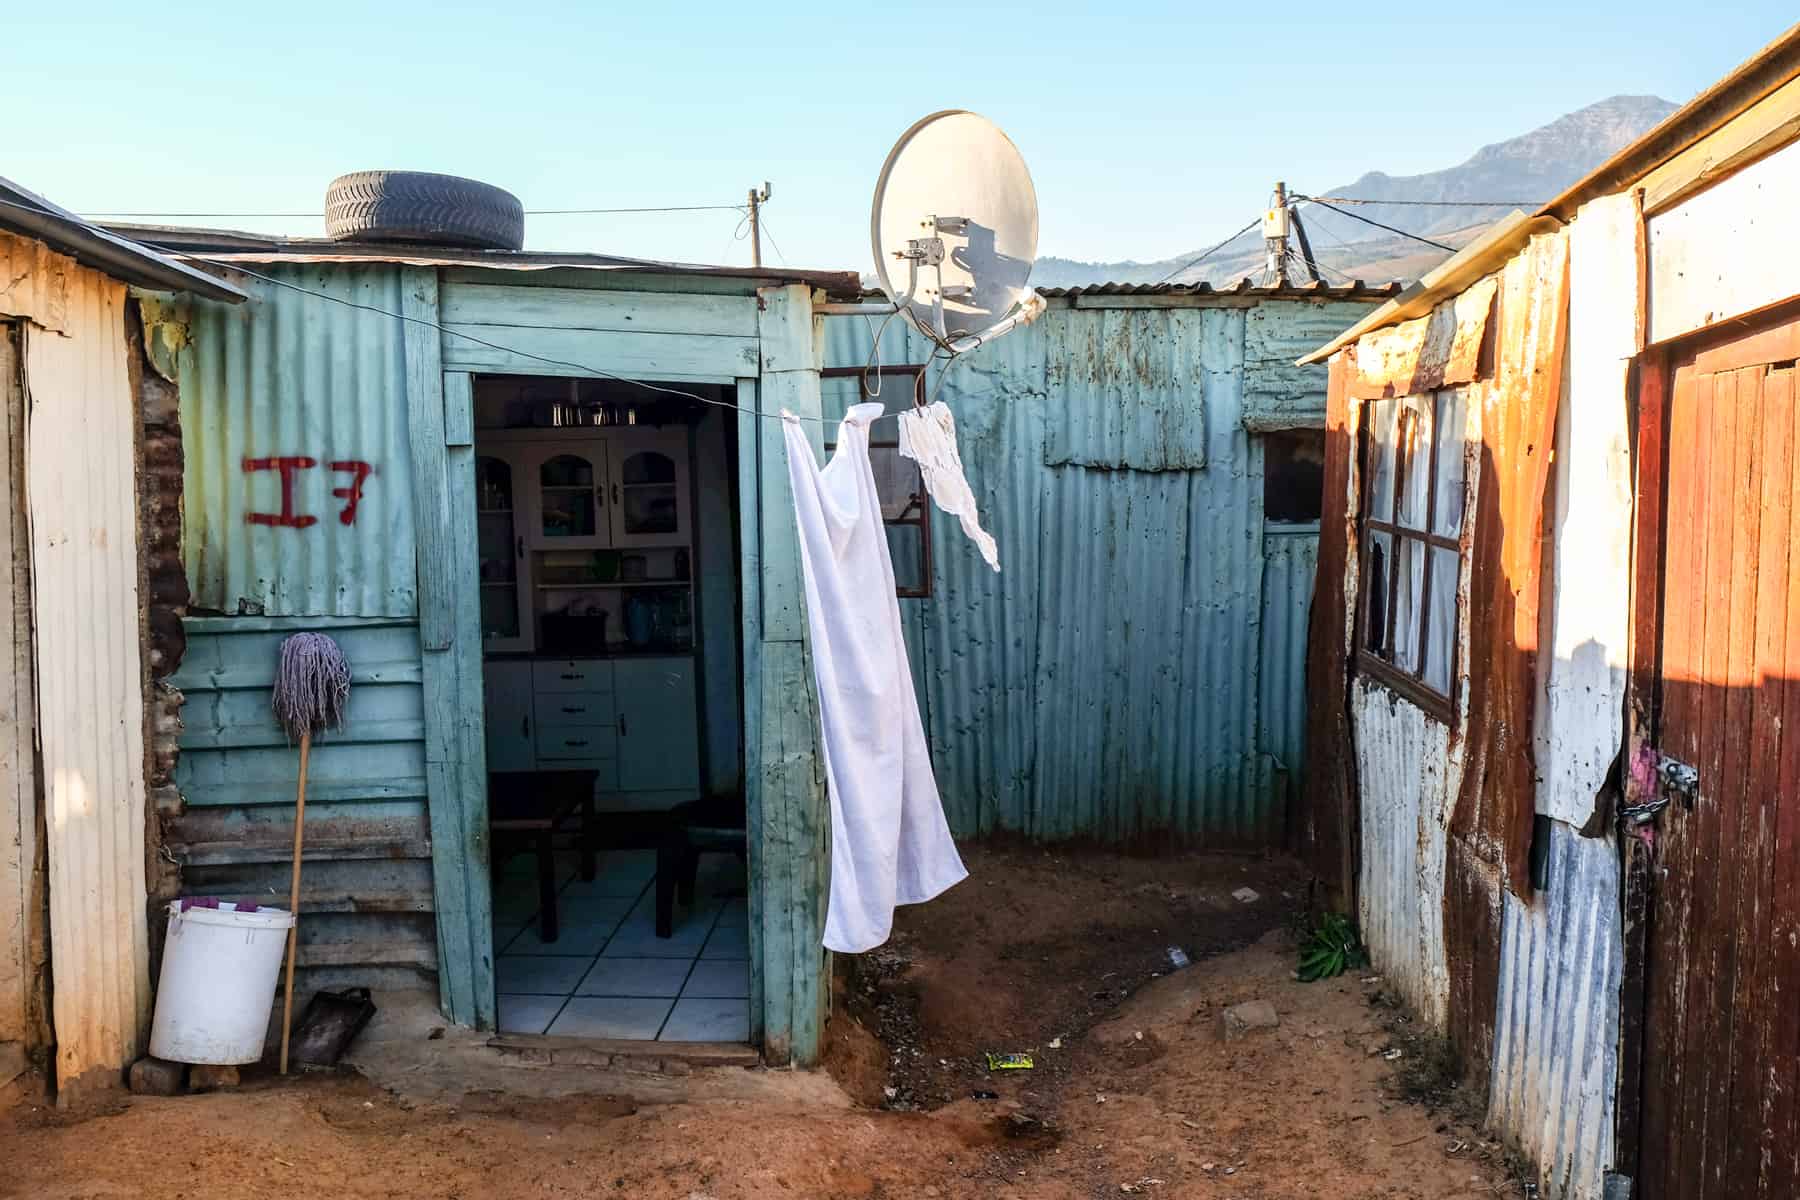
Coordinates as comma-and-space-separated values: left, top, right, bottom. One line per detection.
824, 294, 1376, 844
1310, 228, 1581, 1160
178, 264, 417, 618
1490, 820, 1622, 1200
1352, 678, 1454, 1025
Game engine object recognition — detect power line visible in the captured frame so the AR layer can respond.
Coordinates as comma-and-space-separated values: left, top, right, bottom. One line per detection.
80, 203, 749, 219
756, 214, 789, 267
1293, 197, 1457, 253
1154, 217, 1261, 285
1304, 195, 1545, 209
1285, 245, 1357, 286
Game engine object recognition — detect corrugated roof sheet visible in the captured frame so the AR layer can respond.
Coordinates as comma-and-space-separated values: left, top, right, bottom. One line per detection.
1037, 279, 1401, 300
0, 179, 245, 301
103, 224, 864, 297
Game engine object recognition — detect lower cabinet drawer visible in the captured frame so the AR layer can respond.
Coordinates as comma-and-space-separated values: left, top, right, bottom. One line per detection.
533, 660, 613, 695
535, 692, 616, 726
535, 722, 617, 762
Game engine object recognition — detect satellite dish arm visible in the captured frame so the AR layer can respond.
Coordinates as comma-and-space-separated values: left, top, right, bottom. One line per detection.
942, 291, 1046, 356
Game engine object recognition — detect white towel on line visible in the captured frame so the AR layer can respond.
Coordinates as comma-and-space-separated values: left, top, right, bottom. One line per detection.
898, 400, 1000, 573
783, 402, 967, 953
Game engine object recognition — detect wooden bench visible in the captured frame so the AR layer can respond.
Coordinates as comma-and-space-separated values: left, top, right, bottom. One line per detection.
656, 794, 746, 938
488, 769, 598, 944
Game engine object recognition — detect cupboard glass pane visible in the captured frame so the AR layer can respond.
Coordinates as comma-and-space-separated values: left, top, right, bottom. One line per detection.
476, 456, 514, 511
620, 450, 676, 486
540, 454, 596, 539
620, 452, 679, 536
480, 585, 520, 642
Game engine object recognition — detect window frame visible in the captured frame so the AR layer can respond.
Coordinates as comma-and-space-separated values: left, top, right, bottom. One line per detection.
819, 365, 934, 599
1354, 389, 1466, 721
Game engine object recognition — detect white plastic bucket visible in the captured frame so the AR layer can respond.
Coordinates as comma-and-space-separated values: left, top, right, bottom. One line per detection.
148, 901, 295, 1065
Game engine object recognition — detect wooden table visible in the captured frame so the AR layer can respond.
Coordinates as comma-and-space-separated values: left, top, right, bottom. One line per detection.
488, 770, 598, 944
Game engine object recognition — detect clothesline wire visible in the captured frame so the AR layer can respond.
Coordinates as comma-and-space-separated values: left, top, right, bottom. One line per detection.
83, 203, 752, 218
0, 192, 932, 428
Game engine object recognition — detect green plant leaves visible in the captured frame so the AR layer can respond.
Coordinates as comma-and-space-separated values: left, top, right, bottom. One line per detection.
1296, 913, 1365, 982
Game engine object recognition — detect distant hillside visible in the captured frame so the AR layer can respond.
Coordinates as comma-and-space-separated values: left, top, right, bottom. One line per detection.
1035, 94, 1677, 289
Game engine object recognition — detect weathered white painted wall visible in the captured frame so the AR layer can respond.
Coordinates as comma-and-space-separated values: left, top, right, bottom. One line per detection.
21, 264, 150, 1096
1538, 194, 1638, 828
1647, 137, 1800, 345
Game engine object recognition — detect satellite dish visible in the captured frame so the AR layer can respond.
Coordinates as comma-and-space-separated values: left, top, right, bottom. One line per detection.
871, 111, 1045, 355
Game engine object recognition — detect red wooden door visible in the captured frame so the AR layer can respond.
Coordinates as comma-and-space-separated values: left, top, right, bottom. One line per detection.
1634, 310, 1800, 1199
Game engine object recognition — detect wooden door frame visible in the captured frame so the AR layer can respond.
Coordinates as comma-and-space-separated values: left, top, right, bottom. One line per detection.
414, 275, 832, 1065
1616, 343, 1669, 1183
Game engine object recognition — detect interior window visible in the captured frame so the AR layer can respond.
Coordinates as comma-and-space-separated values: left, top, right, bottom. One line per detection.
1263, 428, 1326, 524
1358, 389, 1467, 710
820, 366, 933, 599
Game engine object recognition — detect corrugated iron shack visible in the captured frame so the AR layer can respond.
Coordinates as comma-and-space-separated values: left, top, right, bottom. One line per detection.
0, 179, 244, 1103
133, 227, 861, 1066
823, 280, 1394, 844
1298, 24, 1800, 1200
120, 203, 1391, 1073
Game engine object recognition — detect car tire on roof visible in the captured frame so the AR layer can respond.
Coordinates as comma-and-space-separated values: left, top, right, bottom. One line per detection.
324, 171, 524, 251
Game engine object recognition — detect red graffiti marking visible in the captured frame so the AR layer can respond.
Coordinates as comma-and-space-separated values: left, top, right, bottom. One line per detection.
242, 456, 319, 528
328, 460, 374, 526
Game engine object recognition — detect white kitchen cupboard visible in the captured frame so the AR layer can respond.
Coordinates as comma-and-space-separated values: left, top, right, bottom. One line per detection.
607, 429, 692, 548
479, 656, 698, 807
475, 454, 531, 653
482, 660, 536, 773
614, 658, 700, 792
523, 444, 611, 550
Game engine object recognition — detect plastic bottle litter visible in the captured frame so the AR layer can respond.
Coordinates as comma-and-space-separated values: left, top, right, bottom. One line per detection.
1167, 946, 1191, 969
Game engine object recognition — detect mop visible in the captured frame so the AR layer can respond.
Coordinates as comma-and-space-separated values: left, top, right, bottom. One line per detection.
271, 632, 351, 1074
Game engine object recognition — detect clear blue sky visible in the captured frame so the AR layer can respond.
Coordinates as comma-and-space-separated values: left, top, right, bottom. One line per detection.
4, 3, 1793, 272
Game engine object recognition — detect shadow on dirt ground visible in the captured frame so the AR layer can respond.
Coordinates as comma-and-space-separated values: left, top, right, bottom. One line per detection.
0, 844, 1525, 1200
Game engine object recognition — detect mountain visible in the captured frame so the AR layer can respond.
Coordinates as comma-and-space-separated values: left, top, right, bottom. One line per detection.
1034, 95, 1677, 289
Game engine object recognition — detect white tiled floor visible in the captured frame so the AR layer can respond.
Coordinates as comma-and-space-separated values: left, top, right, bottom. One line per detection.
492, 848, 750, 1042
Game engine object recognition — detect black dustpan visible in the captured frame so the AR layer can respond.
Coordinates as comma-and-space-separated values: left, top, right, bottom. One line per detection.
289, 987, 377, 1067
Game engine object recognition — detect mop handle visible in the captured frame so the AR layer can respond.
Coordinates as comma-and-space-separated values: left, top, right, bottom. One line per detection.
278, 728, 311, 1075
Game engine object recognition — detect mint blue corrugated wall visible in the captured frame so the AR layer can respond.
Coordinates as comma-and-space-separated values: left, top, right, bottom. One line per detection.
180, 264, 416, 617
823, 301, 1341, 844
168, 266, 437, 995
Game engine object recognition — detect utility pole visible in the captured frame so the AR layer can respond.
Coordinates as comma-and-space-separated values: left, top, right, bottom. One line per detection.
747, 181, 772, 267
1263, 181, 1291, 287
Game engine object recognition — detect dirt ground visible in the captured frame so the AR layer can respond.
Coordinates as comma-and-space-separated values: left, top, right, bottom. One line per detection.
0, 846, 1522, 1199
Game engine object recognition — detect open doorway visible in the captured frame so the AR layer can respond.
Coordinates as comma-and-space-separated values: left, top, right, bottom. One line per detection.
469, 374, 749, 1042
